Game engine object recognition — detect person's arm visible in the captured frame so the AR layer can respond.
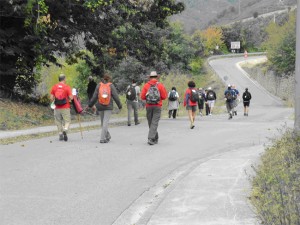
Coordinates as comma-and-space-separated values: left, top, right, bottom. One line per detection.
159, 83, 168, 100
111, 84, 122, 109
140, 84, 148, 101
67, 86, 73, 101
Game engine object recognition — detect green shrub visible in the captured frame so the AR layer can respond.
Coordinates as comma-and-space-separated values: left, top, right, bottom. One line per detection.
251, 129, 300, 225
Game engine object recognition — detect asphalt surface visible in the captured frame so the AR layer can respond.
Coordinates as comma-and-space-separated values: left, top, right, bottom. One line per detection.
0, 56, 294, 225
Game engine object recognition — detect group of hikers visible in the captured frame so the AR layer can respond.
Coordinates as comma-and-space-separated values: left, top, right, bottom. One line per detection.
50, 72, 252, 145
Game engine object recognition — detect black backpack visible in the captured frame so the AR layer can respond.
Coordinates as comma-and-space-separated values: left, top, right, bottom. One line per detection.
225, 90, 233, 100
126, 85, 137, 101
206, 91, 215, 100
168, 91, 177, 101
190, 89, 199, 103
243, 92, 251, 101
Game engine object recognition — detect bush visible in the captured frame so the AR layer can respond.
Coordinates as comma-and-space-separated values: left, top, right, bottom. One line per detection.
251, 129, 300, 225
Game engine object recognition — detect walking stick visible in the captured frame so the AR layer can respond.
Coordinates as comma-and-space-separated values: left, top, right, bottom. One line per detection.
77, 114, 83, 139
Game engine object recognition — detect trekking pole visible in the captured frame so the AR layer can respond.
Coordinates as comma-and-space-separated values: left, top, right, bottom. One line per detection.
77, 114, 83, 139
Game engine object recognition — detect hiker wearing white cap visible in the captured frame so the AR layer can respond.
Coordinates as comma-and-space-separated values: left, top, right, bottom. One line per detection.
206, 87, 217, 115
140, 71, 168, 145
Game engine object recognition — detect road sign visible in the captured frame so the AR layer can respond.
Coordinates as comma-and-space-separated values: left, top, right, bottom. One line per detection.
231, 41, 240, 49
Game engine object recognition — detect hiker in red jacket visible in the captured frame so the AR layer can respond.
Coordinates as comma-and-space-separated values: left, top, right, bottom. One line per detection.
184, 81, 198, 129
140, 71, 167, 145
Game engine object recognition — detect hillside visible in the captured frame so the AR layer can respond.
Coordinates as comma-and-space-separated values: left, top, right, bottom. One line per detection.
172, 0, 297, 33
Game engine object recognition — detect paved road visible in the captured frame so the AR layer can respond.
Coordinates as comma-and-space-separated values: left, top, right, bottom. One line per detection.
0, 56, 293, 225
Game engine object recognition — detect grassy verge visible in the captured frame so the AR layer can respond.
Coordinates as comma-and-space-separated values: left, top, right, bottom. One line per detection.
250, 129, 300, 224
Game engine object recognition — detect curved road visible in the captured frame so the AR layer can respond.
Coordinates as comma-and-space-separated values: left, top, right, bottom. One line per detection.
0, 56, 293, 225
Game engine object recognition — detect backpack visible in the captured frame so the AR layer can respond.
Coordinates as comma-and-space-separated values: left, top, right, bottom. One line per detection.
54, 85, 67, 105
168, 91, 177, 101
126, 85, 137, 101
206, 91, 215, 100
146, 83, 160, 104
190, 89, 199, 103
98, 82, 111, 105
198, 91, 204, 100
225, 90, 233, 100
243, 92, 251, 101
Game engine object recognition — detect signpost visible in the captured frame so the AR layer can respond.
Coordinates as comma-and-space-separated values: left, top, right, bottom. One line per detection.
295, 0, 300, 132
231, 41, 240, 53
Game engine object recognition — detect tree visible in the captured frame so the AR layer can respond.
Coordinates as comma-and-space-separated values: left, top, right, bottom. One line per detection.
263, 12, 296, 76
0, 0, 184, 97
200, 26, 225, 56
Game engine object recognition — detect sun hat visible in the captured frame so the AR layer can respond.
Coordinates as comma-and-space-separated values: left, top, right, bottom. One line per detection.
149, 71, 158, 77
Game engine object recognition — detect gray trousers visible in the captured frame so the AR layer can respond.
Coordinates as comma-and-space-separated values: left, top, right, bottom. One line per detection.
127, 100, 139, 124
226, 101, 234, 114
146, 106, 161, 140
99, 110, 112, 141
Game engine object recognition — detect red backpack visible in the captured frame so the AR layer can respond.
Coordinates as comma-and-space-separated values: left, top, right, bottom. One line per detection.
54, 85, 67, 105
98, 82, 111, 105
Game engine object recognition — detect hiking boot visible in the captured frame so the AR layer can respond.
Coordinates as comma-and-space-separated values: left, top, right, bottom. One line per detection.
59, 134, 64, 141
135, 121, 140, 125
147, 139, 155, 145
62, 131, 68, 141
100, 139, 108, 143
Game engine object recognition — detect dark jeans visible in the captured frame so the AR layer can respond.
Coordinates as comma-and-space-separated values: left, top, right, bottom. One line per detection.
205, 102, 210, 115
168, 109, 177, 118
146, 106, 161, 140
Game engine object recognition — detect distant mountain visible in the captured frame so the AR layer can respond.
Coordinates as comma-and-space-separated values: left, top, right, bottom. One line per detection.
171, 0, 297, 33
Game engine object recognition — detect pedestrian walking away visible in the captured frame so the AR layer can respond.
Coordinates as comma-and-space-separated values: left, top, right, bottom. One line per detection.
206, 87, 217, 115
197, 87, 205, 116
242, 87, 252, 116
50, 73, 73, 141
87, 73, 122, 143
204, 89, 210, 116
126, 79, 141, 126
184, 81, 198, 129
141, 71, 167, 145
224, 84, 236, 120
168, 87, 180, 119
231, 84, 240, 116
87, 76, 97, 114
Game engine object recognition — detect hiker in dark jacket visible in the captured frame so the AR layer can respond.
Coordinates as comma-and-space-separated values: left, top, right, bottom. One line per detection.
87, 76, 97, 113
242, 88, 252, 116
88, 73, 122, 143
224, 84, 236, 120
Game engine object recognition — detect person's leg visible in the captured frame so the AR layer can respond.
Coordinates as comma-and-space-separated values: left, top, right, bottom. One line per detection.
127, 101, 132, 126
226, 101, 232, 119
60, 108, 71, 141
187, 109, 194, 128
100, 110, 112, 142
132, 101, 139, 124
168, 110, 172, 118
191, 106, 196, 128
148, 107, 161, 142
172, 109, 177, 118
54, 109, 64, 140
246, 102, 250, 116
